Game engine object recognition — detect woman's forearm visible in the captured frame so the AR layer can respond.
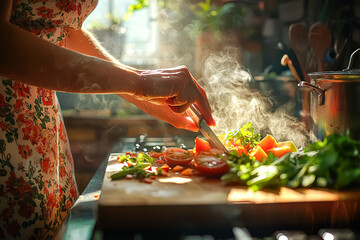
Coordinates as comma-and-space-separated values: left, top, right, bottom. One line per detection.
64, 27, 137, 70
0, 21, 139, 94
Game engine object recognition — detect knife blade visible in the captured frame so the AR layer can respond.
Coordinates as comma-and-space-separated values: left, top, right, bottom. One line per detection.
188, 105, 228, 153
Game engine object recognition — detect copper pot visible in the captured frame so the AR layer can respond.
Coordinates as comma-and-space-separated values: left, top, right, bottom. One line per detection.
299, 48, 360, 140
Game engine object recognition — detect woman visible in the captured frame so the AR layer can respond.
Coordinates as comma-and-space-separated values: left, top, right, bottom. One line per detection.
0, 0, 215, 239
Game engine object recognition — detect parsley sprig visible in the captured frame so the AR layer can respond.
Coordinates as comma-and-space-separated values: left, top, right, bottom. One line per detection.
222, 122, 261, 148
110, 153, 155, 180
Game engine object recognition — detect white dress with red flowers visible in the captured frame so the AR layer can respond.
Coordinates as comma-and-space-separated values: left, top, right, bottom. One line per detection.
0, 0, 98, 239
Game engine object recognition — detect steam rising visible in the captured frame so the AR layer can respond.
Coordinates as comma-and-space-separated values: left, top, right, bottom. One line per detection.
199, 47, 307, 147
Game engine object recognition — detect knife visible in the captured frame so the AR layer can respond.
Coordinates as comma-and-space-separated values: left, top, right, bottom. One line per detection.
188, 105, 228, 153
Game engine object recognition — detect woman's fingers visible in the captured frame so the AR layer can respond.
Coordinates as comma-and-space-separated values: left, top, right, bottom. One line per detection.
134, 66, 216, 128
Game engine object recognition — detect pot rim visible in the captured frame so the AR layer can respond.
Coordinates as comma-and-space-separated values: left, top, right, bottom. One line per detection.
308, 70, 360, 81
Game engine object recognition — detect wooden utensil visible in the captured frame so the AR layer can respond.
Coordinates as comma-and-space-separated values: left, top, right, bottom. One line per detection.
278, 42, 305, 81
308, 22, 332, 71
289, 23, 308, 71
281, 54, 302, 82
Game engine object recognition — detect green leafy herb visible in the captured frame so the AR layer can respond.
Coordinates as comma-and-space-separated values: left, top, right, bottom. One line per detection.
117, 153, 154, 164
111, 153, 155, 180
222, 132, 360, 191
110, 163, 152, 180
223, 122, 261, 148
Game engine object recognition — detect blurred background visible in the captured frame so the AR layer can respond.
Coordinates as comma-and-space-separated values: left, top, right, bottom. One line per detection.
57, 0, 360, 192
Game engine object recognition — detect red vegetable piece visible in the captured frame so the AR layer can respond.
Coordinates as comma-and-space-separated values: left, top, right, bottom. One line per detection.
154, 159, 165, 164
161, 164, 170, 172
258, 135, 277, 152
163, 148, 194, 166
268, 146, 292, 158
250, 145, 268, 162
194, 150, 229, 176
194, 137, 211, 153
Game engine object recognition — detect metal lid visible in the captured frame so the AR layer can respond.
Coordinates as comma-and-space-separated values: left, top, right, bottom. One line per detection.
308, 48, 360, 81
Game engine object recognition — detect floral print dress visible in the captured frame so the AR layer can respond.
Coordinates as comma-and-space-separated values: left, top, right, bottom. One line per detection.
0, 0, 98, 239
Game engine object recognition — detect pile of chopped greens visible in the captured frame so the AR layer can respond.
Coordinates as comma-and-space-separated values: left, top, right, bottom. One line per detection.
110, 153, 155, 180
221, 129, 360, 191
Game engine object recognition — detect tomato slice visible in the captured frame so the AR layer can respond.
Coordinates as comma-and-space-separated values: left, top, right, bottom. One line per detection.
163, 148, 194, 165
194, 137, 211, 153
148, 150, 163, 159
194, 150, 229, 176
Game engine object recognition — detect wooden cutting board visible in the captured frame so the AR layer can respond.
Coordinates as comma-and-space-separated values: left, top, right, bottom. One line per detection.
98, 153, 360, 231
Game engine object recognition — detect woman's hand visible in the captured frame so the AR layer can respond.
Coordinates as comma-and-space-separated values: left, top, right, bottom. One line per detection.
128, 66, 215, 128
119, 94, 199, 131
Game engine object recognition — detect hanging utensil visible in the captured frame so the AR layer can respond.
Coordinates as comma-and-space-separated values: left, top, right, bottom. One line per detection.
278, 42, 305, 82
289, 23, 308, 72
308, 22, 332, 71
281, 54, 302, 82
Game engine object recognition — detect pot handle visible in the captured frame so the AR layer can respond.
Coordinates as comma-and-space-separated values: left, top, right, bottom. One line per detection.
298, 81, 325, 105
344, 48, 360, 71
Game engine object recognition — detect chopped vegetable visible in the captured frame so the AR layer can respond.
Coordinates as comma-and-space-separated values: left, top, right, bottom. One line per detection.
110, 163, 152, 180
250, 145, 268, 162
194, 150, 229, 176
268, 145, 292, 158
111, 152, 155, 180
194, 137, 211, 153
172, 165, 184, 172
258, 135, 277, 152
160, 164, 170, 172
148, 150, 163, 158
163, 148, 194, 165
220, 122, 261, 149
277, 141, 298, 152
154, 159, 165, 164
235, 145, 247, 156
181, 168, 194, 176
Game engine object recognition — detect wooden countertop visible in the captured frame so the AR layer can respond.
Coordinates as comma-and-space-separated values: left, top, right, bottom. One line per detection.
98, 154, 360, 231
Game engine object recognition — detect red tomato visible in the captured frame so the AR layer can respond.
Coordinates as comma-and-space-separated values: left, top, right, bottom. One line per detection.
154, 159, 165, 164
160, 163, 170, 172
194, 150, 229, 176
163, 148, 194, 165
148, 151, 163, 159
194, 137, 211, 153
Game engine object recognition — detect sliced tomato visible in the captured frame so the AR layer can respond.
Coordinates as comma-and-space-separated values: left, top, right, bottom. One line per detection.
148, 150, 163, 158
160, 163, 170, 172
154, 159, 165, 164
194, 137, 211, 153
163, 148, 194, 165
194, 150, 229, 176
